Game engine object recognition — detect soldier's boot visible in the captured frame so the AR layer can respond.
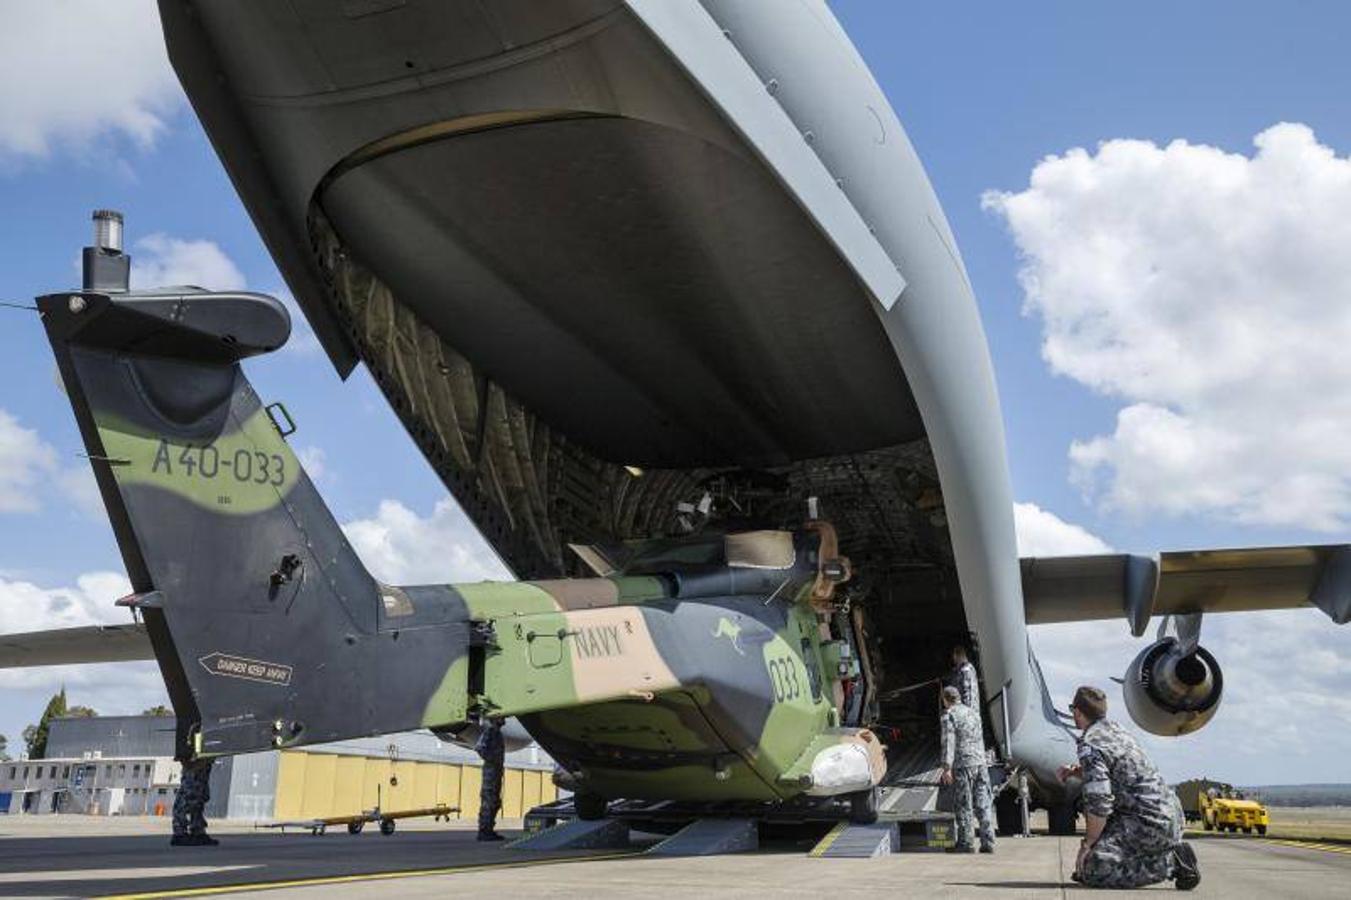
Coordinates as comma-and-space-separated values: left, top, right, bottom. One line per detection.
1171, 842, 1200, 891
477, 797, 502, 841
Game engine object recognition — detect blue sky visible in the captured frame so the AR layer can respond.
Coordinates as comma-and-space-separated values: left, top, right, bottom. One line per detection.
1, 2, 1348, 785
835, 0, 1351, 552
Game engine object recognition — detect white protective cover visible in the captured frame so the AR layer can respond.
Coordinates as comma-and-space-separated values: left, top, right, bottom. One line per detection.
807, 742, 875, 796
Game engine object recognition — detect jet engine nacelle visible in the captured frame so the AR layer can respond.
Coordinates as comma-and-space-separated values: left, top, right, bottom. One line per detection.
1122, 638, 1223, 736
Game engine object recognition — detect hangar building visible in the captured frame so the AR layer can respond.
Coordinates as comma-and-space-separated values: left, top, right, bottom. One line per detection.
0, 715, 557, 822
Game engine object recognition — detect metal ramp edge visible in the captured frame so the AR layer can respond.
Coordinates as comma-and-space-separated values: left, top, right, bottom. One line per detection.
507, 817, 631, 852
646, 818, 759, 856
880, 732, 944, 820
880, 781, 940, 818
810, 822, 899, 858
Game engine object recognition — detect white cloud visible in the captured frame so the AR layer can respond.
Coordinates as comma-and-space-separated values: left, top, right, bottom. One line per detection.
0, 570, 132, 634
271, 289, 322, 357
131, 234, 246, 292
0, 411, 57, 512
985, 124, 1351, 531
0, 1, 183, 161
1031, 609, 1351, 784
1013, 501, 1112, 556
55, 466, 105, 519
343, 498, 511, 585
297, 446, 328, 483
0, 408, 115, 518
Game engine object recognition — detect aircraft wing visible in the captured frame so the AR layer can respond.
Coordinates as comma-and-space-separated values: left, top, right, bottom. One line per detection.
0, 623, 154, 668
1022, 545, 1351, 636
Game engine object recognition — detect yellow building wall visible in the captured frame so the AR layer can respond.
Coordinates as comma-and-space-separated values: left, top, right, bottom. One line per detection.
437, 763, 463, 812
273, 751, 306, 821
300, 752, 337, 817
460, 764, 482, 821
522, 769, 543, 811
501, 767, 522, 818
387, 759, 415, 811
361, 757, 390, 812
272, 750, 552, 821
331, 756, 366, 815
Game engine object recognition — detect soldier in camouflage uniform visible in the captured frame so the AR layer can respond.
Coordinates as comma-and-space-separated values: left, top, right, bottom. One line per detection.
170, 757, 217, 847
1058, 686, 1199, 891
475, 717, 506, 841
940, 685, 995, 853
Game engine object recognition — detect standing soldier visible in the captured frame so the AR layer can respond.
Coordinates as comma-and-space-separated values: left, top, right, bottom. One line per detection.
475, 717, 506, 842
1057, 686, 1200, 890
939, 685, 995, 854
170, 757, 217, 847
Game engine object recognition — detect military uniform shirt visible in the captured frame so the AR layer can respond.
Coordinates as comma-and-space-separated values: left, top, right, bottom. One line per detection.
1077, 718, 1177, 831
941, 702, 986, 769
950, 661, 983, 722
475, 720, 505, 760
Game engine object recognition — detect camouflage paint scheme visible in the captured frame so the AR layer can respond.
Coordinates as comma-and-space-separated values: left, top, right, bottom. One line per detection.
39, 288, 885, 806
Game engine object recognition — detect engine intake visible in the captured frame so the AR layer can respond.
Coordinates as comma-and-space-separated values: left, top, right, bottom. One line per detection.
1122, 638, 1223, 736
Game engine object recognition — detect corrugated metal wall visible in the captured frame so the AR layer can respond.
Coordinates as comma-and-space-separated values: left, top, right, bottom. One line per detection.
223, 751, 279, 820
45, 716, 177, 759
272, 751, 557, 821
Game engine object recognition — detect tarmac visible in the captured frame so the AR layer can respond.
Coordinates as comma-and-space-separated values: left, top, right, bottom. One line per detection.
0, 816, 1348, 899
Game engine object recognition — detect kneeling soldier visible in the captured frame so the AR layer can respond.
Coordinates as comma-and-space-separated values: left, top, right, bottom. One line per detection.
1058, 686, 1199, 890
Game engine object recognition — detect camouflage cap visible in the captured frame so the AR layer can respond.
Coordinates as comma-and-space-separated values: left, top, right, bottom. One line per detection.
1071, 685, 1108, 720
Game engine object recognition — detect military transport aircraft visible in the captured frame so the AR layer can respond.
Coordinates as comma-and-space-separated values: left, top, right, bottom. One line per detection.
2, 1, 1347, 834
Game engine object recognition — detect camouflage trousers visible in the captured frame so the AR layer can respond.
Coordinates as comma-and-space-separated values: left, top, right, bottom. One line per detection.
1080, 816, 1179, 888
952, 765, 995, 851
478, 759, 504, 834
172, 760, 213, 837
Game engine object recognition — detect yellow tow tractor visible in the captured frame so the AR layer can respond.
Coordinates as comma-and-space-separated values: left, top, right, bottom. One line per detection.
1200, 791, 1269, 835
1176, 778, 1270, 835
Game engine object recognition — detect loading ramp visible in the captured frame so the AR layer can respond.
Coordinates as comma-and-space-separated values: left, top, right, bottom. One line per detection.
508, 817, 632, 852
647, 818, 759, 856
520, 733, 956, 857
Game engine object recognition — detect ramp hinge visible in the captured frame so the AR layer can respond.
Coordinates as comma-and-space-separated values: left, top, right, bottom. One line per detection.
469, 621, 497, 648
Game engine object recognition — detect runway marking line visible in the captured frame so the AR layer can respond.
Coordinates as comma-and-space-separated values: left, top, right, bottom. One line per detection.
99, 851, 644, 899
1259, 838, 1351, 856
